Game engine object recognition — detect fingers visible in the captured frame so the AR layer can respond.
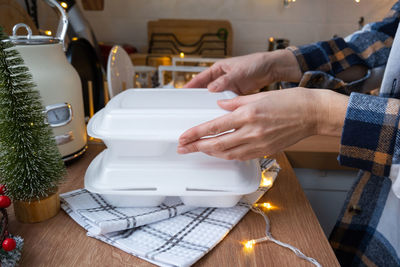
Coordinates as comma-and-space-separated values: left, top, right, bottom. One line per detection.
218, 144, 268, 161
179, 93, 269, 148
178, 112, 243, 146
208, 74, 236, 92
218, 93, 267, 111
184, 65, 225, 88
177, 129, 246, 155
178, 134, 269, 161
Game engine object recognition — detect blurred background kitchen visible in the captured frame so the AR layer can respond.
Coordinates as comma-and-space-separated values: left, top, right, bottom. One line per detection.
22, 0, 393, 55
1, 0, 395, 238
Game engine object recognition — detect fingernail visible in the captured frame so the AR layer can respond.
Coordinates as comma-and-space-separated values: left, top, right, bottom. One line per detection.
177, 147, 190, 154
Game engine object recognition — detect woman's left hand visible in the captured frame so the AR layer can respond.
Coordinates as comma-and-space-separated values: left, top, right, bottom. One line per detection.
177, 88, 348, 160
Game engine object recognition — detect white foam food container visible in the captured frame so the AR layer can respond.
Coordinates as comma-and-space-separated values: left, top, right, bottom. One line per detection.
85, 89, 261, 207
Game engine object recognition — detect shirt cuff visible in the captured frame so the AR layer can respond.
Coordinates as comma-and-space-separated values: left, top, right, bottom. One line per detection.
295, 70, 371, 95
287, 38, 365, 76
339, 92, 400, 176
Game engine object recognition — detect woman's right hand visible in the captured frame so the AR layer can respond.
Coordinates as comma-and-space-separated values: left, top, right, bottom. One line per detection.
184, 49, 302, 95
177, 88, 348, 160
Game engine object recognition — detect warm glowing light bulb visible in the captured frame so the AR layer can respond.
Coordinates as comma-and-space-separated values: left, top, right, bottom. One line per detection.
60, 2, 68, 9
180, 52, 185, 58
244, 240, 255, 249
261, 177, 273, 187
355, 0, 360, 2
72, 37, 78, 41
44, 30, 52, 36
268, 37, 274, 43
263, 203, 272, 209
30, 122, 34, 126
260, 170, 274, 187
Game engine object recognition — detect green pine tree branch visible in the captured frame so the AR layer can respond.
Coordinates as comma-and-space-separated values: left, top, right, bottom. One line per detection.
0, 27, 66, 201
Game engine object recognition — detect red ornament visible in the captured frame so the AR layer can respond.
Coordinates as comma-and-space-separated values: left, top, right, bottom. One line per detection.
0, 196, 11, 208
2, 238, 16, 251
0, 185, 5, 195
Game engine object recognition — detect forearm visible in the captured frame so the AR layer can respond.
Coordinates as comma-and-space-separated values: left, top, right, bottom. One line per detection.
312, 89, 349, 137
267, 49, 302, 83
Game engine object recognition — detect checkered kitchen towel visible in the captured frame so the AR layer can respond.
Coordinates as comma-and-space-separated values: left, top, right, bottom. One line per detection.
60, 159, 279, 267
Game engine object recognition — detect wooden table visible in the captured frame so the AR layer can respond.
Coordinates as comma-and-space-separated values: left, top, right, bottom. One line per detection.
9, 144, 339, 266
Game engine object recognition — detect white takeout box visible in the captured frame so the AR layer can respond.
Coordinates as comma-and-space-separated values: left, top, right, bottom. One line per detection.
85, 89, 262, 207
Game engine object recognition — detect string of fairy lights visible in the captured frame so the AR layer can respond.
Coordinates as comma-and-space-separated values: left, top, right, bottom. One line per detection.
243, 167, 322, 267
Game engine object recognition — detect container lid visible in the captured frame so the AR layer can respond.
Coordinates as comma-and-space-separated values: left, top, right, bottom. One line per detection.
87, 89, 237, 141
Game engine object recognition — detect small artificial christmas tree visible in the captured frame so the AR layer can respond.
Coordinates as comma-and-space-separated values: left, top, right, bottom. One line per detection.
0, 26, 65, 203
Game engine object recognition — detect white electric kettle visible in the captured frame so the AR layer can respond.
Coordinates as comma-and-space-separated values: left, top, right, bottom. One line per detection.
9, 0, 87, 160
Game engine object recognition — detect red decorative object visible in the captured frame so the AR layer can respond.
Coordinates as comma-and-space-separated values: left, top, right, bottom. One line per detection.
0, 184, 5, 195
0, 196, 11, 208
2, 238, 16, 251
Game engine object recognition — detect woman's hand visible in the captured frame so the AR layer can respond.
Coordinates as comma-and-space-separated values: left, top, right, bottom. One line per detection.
184, 50, 302, 95
177, 88, 348, 160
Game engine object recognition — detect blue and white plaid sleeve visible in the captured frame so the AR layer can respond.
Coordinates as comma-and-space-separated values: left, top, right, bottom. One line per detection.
286, 1, 400, 94
339, 92, 400, 176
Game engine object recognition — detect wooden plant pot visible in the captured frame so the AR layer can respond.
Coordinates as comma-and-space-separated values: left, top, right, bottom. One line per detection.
13, 192, 60, 223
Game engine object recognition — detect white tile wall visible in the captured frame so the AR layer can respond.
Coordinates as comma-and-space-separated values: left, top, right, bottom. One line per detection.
23, 0, 396, 56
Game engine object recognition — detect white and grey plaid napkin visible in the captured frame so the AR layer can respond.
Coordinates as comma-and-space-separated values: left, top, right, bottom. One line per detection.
61, 159, 280, 267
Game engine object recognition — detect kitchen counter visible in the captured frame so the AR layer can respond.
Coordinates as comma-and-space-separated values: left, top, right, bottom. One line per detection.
9, 144, 339, 266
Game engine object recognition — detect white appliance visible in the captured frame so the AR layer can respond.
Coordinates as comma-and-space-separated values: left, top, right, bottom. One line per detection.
9, 0, 87, 160
85, 89, 261, 208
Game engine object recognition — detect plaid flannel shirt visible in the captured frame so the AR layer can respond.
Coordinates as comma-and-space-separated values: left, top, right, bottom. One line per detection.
288, 2, 400, 95
288, 2, 400, 266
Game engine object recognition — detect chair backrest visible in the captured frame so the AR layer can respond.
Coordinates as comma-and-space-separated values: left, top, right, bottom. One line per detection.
107, 45, 135, 98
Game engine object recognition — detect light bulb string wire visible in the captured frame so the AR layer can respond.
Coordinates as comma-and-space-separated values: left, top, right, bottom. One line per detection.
249, 205, 322, 267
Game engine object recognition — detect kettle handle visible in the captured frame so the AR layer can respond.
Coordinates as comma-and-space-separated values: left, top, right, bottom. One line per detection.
44, 0, 68, 45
